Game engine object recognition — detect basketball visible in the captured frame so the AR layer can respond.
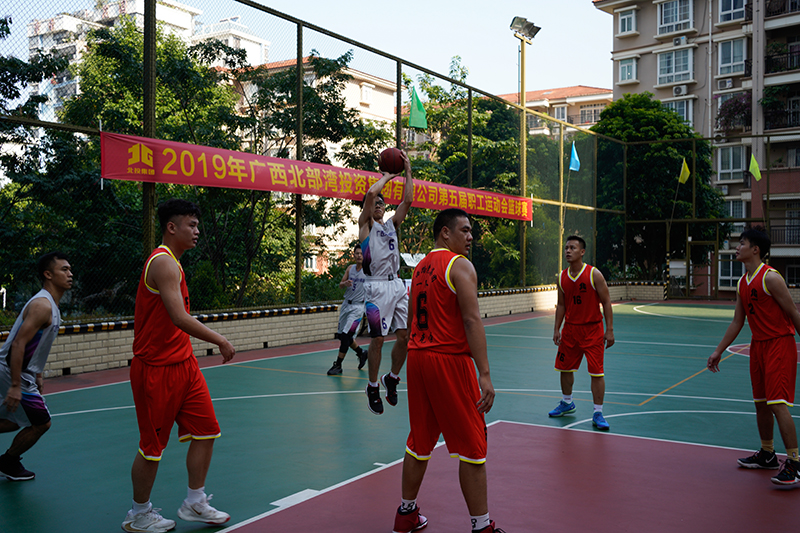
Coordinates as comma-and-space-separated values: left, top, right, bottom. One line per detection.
378, 147, 405, 175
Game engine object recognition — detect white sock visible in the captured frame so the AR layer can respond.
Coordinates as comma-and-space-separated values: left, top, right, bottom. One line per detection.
132, 500, 151, 514
471, 513, 491, 531
594, 404, 603, 413
390, 371, 400, 379
400, 498, 417, 513
369, 381, 379, 388
563, 395, 573, 404
186, 486, 206, 504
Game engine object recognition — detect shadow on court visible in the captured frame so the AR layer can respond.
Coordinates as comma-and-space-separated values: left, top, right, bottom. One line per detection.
222, 421, 797, 532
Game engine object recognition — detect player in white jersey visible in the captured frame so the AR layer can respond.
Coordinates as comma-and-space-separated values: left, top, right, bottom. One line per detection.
359, 149, 414, 415
327, 243, 369, 375
0, 252, 72, 481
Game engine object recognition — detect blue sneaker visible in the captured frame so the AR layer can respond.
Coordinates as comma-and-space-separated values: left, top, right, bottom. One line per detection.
592, 412, 610, 430
548, 400, 576, 417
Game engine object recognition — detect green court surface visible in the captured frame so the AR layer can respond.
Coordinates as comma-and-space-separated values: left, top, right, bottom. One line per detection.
1, 301, 796, 532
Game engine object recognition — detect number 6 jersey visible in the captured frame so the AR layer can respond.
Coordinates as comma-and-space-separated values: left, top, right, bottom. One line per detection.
559, 264, 603, 325
408, 248, 471, 355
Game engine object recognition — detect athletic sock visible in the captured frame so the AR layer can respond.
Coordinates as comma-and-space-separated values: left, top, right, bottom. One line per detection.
369, 381, 379, 388
593, 404, 603, 413
761, 440, 775, 454
389, 371, 400, 380
399, 498, 417, 513
186, 486, 206, 504
471, 513, 491, 531
787, 448, 799, 462
132, 500, 152, 515
562, 395, 573, 404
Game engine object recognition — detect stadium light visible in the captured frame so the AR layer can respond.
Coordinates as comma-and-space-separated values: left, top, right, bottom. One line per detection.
510, 16, 540, 40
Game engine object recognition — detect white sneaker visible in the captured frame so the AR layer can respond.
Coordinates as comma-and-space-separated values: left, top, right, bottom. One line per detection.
121, 507, 176, 532
177, 494, 230, 525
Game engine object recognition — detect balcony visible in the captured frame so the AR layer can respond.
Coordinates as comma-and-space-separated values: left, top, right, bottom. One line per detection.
567, 111, 602, 126
770, 225, 800, 245
766, 51, 800, 74
765, 108, 800, 130
765, 0, 800, 18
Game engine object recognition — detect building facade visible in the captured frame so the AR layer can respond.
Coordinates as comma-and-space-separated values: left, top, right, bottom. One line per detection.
498, 85, 614, 133
594, 0, 800, 291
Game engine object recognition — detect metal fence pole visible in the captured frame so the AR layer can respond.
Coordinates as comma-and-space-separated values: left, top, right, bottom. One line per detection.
142, 0, 157, 258
294, 22, 304, 305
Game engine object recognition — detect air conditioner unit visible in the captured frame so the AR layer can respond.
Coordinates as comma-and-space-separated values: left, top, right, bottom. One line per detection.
673, 85, 688, 96
717, 78, 733, 90
673, 36, 687, 46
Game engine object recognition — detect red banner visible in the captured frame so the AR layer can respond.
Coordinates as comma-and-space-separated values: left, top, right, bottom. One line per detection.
100, 132, 532, 221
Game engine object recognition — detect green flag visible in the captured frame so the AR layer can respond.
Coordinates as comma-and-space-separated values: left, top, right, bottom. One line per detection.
749, 153, 762, 181
678, 158, 690, 184
409, 87, 427, 129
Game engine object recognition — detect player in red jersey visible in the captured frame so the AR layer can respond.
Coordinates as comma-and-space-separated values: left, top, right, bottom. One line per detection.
709, 225, 800, 487
122, 199, 236, 533
393, 208, 502, 533
548, 235, 615, 430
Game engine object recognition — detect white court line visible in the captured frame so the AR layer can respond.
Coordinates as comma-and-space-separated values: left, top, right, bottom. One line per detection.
632, 301, 732, 323
486, 333, 717, 348
561, 409, 800, 430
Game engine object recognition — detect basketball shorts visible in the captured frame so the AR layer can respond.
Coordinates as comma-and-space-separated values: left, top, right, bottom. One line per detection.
0, 365, 51, 427
365, 278, 408, 337
337, 301, 365, 336
131, 355, 220, 461
750, 335, 798, 406
405, 349, 487, 464
554, 321, 605, 377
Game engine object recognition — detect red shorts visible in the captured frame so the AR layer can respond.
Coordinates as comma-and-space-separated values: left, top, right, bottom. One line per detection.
130, 356, 220, 461
750, 335, 798, 406
554, 322, 605, 376
405, 349, 487, 464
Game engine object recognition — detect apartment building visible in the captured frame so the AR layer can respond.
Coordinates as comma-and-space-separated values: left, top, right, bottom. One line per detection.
498, 85, 613, 133
594, 0, 800, 290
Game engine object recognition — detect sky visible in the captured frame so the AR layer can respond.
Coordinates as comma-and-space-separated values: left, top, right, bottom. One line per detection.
1, 0, 613, 98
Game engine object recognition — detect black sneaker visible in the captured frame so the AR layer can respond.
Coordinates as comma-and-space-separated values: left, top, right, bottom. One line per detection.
356, 348, 368, 370
366, 384, 383, 415
771, 459, 800, 487
738, 449, 779, 469
381, 373, 400, 407
0, 454, 35, 481
327, 359, 343, 375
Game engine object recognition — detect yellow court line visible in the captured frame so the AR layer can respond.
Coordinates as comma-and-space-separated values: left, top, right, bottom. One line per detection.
231, 364, 368, 380
638, 347, 746, 406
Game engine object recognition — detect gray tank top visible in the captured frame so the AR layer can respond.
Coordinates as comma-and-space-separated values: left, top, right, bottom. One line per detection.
0, 289, 61, 379
344, 265, 367, 302
362, 219, 400, 278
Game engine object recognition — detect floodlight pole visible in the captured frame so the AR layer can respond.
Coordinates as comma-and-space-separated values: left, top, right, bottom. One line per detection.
514, 31, 531, 287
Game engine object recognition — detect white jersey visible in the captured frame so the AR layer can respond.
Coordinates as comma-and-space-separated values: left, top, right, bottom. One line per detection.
343, 264, 367, 302
0, 289, 61, 381
362, 219, 400, 279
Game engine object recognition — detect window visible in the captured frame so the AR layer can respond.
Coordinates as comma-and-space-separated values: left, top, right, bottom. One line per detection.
718, 145, 745, 181
658, 49, 692, 84
719, 0, 745, 22
553, 106, 567, 121
619, 9, 636, 34
664, 99, 693, 125
719, 39, 745, 75
619, 58, 638, 82
658, 0, 692, 35
304, 255, 317, 271
580, 104, 604, 124
360, 83, 374, 105
788, 263, 800, 285
719, 255, 745, 287
788, 203, 800, 245
725, 199, 745, 234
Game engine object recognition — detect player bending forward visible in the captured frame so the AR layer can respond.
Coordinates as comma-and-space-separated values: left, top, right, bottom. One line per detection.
393, 208, 503, 533
708, 226, 800, 487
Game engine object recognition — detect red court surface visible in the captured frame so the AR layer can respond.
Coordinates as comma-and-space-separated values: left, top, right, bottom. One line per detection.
223, 421, 797, 533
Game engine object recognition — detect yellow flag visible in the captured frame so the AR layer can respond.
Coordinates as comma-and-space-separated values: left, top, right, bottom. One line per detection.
678, 158, 690, 184
749, 153, 762, 181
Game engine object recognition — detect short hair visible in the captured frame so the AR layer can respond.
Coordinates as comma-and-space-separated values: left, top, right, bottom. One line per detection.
741, 225, 770, 259
566, 235, 586, 250
362, 191, 385, 207
158, 199, 201, 234
433, 208, 469, 240
37, 251, 69, 284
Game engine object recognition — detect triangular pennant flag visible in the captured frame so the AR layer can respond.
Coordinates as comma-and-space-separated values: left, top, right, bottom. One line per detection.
678, 158, 690, 184
409, 86, 428, 129
749, 153, 762, 181
569, 141, 580, 172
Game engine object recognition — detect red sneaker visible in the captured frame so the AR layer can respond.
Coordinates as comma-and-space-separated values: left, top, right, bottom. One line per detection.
392, 506, 428, 533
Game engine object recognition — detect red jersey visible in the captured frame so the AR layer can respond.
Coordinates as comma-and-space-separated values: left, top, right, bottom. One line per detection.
559, 264, 603, 325
408, 248, 471, 355
738, 263, 795, 341
133, 245, 194, 365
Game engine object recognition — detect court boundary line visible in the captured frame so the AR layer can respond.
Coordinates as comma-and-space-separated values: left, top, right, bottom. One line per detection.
632, 302, 733, 322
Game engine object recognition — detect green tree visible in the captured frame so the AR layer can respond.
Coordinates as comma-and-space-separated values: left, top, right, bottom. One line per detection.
592, 92, 727, 279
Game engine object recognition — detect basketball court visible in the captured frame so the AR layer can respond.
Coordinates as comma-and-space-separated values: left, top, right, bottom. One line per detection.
1, 301, 799, 532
